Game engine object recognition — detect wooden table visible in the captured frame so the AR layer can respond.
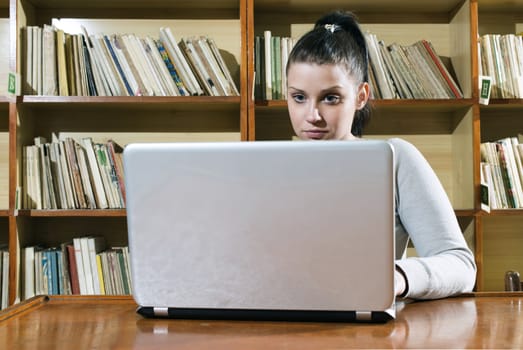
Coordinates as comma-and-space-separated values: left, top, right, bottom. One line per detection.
1, 293, 522, 349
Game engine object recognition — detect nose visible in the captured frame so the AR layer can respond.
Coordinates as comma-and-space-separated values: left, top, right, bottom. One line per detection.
305, 103, 322, 123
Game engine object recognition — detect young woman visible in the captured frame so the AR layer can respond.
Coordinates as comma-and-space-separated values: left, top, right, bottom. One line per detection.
285, 10, 476, 299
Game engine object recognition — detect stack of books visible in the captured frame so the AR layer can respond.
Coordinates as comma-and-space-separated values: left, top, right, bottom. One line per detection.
479, 33, 523, 99
22, 135, 125, 210
254, 30, 463, 100
254, 30, 296, 101
22, 24, 239, 97
22, 237, 131, 298
481, 135, 523, 210
365, 33, 463, 99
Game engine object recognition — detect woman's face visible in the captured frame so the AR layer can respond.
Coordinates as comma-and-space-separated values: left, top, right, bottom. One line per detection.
286, 62, 369, 140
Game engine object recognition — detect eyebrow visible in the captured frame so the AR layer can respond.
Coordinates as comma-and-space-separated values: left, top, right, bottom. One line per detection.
287, 86, 344, 93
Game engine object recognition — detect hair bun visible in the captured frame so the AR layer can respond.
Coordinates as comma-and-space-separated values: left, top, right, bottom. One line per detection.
314, 10, 359, 33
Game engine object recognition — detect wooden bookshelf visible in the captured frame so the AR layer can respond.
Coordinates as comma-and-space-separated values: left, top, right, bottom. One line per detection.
5, 0, 247, 306
477, 0, 523, 291
0, 0, 522, 307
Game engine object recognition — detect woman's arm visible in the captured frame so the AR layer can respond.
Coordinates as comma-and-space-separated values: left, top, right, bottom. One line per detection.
389, 138, 476, 299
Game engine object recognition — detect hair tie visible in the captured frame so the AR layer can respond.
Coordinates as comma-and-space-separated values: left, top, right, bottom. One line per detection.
324, 24, 340, 33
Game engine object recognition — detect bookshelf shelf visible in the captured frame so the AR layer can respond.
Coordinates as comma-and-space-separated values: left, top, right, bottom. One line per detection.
16, 209, 126, 217
21, 95, 242, 104
0, 210, 8, 217
480, 209, 523, 217
455, 209, 476, 217
480, 100, 523, 109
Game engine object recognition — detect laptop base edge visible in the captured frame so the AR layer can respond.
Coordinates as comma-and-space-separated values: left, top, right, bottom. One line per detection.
136, 306, 395, 323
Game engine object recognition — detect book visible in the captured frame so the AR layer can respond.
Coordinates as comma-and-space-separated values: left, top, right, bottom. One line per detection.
42, 24, 58, 95
194, 37, 228, 96
156, 39, 189, 96
121, 34, 159, 96
87, 236, 106, 295
263, 30, 272, 100
81, 137, 108, 209
66, 243, 80, 295
103, 35, 134, 96
1, 249, 8, 309
180, 38, 219, 96
59, 243, 72, 295
159, 27, 204, 96
96, 255, 106, 295
72, 237, 87, 295
106, 140, 126, 204
419, 40, 463, 98
206, 37, 240, 96
144, 36, 179, 96
23, 246, 36, 299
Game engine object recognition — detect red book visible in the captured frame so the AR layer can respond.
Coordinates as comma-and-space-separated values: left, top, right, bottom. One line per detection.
66, 244, 81, 295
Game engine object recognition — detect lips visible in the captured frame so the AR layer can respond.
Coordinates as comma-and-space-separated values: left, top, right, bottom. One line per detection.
303, 129, 328, 139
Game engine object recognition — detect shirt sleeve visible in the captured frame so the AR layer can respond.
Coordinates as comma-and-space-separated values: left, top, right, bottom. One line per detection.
389, 138, 477, 299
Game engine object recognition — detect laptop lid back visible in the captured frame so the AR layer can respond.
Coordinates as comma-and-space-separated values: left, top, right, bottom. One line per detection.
124, 140, 395, 319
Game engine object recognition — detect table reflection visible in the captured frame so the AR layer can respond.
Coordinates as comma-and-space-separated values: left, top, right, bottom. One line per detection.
132, 297, 484, 349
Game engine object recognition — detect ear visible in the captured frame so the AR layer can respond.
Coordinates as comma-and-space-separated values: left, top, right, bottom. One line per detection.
356, 82, 370, 110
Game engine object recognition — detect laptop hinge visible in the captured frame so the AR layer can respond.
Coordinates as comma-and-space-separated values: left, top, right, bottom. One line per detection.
355, 311, 372, 321
153, 307, 169, 317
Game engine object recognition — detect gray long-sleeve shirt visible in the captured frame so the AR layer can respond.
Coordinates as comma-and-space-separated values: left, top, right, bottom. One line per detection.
389, 138, 477, 299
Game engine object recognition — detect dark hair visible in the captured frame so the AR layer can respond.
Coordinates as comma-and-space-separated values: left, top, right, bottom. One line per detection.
286, 10, 371, 137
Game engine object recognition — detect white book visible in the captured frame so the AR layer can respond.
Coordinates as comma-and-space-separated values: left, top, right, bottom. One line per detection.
280, 37, 288, 99
87, 237, 106, 295
42, 24, 58, 95
23, 246, 36, 300
160, 27, 204, 95
1, 250, 8, 309
34, 26, 43, 95
79, 237, 94, 294
365, 32, 395, 99
263, 30, 272, 100
34, 250, 41, 295
72, 238, 87, 295
81, 137, 108, 209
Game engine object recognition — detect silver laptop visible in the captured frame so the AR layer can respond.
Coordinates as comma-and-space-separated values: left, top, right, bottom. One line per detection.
124, 140, 396, 322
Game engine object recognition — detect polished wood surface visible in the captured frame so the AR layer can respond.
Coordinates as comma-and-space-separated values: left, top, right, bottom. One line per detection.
1, 293, 522, 349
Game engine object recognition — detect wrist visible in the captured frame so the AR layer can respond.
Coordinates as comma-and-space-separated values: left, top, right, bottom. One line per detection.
395, 266, 409, 297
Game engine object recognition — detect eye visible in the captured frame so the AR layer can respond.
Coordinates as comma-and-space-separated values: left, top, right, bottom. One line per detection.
323, 94, 340, 104
291, 93, 306, 103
